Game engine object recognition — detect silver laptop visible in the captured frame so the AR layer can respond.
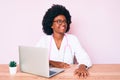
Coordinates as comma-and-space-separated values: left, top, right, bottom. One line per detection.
19, 46, 64, 78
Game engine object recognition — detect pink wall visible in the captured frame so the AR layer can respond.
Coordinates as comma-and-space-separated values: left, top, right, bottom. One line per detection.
0, 0, 120, 64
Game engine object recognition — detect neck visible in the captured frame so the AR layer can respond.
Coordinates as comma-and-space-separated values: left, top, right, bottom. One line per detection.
53, 33, 65, 40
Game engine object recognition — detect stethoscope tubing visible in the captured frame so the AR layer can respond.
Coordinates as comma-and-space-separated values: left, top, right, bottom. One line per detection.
49, 34, 73, 62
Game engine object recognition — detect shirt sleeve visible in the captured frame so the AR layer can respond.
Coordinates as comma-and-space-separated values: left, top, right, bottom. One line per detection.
71, 35, 92, 68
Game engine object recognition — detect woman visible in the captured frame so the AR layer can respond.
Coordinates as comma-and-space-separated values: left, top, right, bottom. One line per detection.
36, 4, 92, 78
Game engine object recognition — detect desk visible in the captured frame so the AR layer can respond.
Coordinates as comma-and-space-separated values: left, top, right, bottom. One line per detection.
0, 64, 120, 80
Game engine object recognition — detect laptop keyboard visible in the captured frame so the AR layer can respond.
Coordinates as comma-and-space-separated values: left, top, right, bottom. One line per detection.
49, 70, 56, 75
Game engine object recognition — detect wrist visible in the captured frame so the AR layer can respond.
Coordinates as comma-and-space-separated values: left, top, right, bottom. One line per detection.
79, 64, 87, 69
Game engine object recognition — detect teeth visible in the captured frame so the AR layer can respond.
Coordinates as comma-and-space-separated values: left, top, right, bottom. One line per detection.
61, 26, 65, 29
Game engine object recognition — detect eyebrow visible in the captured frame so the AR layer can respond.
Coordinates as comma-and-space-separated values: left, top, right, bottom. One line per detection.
54, 19, 67, 21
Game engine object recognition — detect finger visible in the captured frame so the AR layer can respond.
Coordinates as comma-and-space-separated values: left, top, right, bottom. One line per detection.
75, 72, 83, 78
60, 63, 65, 68
78, 72, 82, 78
75, 72, 87, 79
86, 71, 89, 76
80, 72, 84, 78
63, 63, 70, 68
74, 72, 81, 79
74, 70, 79, 75
80, 72, 86, 78
83, 72, 87, 78
80, 72, 88, 79
65, 64, 70, 68
64, 63, 69, 66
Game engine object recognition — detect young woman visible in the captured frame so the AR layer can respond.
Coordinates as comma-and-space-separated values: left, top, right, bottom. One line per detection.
36, 4, 92, 78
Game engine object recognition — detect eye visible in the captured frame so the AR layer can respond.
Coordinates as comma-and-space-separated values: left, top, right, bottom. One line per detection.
53, 20, 67, 25
57, 20, 63, 24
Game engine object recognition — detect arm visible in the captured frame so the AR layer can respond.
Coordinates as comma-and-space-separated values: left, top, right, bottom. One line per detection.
72, 35, 92, 67
49, 60, 70, 68
71, 35, 92, 78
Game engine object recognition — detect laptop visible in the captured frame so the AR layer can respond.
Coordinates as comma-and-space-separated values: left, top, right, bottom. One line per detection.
19, 46, 64, 78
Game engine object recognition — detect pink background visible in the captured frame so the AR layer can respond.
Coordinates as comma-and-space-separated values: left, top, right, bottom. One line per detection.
0, 0, 120, 64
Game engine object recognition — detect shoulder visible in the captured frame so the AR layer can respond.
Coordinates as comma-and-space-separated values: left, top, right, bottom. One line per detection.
65, 33, 80, 45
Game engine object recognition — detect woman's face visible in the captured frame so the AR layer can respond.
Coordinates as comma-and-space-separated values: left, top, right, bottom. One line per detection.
51, 15, 67, 35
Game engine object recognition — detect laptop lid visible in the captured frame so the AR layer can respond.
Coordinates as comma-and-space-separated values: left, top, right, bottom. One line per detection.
19, 46, 64, 78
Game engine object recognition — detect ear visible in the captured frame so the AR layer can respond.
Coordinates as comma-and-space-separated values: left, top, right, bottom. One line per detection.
51, 26, 53, 29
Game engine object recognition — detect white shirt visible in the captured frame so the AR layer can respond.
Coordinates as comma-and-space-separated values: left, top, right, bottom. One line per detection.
36, 33, 92, 67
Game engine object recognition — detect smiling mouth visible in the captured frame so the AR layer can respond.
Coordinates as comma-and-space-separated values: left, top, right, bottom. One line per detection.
60, 26, 66, 30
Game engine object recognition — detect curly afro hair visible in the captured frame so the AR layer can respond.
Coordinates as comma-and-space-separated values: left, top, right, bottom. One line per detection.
42, 4, 72, 35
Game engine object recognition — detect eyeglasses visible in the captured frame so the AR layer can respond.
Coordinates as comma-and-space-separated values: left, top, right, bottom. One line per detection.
53, 20, 67, 25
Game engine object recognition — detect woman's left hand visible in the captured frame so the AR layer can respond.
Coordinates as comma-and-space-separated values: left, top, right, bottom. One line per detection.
74, 64, 88, 78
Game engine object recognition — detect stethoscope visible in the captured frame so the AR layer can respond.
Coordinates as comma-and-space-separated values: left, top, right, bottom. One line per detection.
49, 34, 73, 62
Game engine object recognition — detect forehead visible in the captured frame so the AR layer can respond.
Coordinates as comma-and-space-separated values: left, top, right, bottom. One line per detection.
54, 15, 66, 20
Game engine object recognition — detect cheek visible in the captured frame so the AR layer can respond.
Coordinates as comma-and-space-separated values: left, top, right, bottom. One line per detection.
51, 25, 57, 31
51, 25, 55, 29
52, 24, 59, 29
51, 23, 55, 29
51, 24, 55, 29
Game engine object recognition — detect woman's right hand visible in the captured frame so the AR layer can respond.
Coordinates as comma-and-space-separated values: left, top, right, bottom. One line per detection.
49, 60, 70, 68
